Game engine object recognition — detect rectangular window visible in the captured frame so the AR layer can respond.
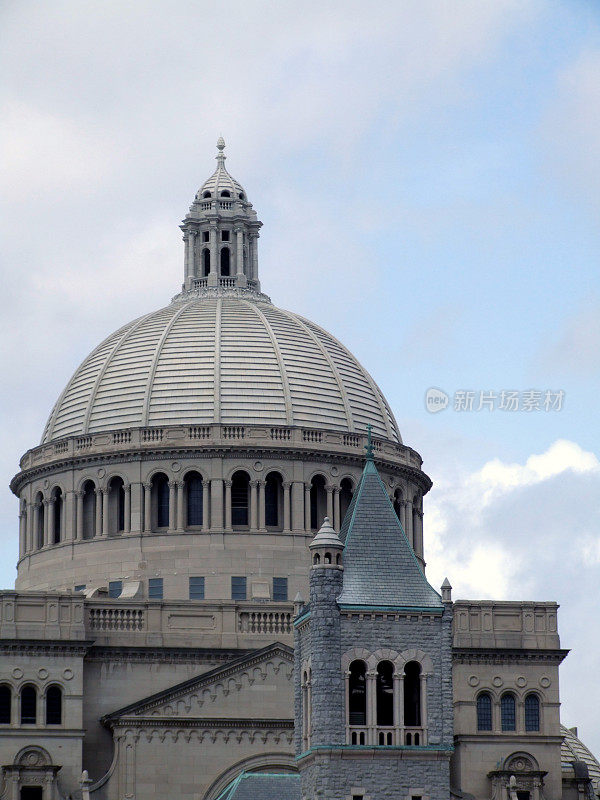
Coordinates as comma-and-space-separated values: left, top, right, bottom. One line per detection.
108, 580, 122, 598
149, 578, 163, 599
189, 576, 205, 600
273, 577, 288, 602
221, 230, 230, 241
231, 576, 247, 601
74, 584, 86, 593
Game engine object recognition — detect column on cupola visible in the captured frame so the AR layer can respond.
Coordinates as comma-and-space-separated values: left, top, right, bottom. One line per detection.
414, 509, 424, 558
235, 226, 247, 287
326, 485, 334, 524
168, 481, 177, 530
175, 482, 184, 531
75, 492, 84, 540
208, 224, 218, 285
249, 481, 258, 530
18, 510, 25, 557
143, 483, 152, 532
405, 498, 414, 549
130, 481, 142, 533
291, 481, 304, 531
224, 481, 232, 531
44, 499, 51, 547
258, 480, 266, 531
123, 484, 131, 533
26, 502, 34, 552
249, 233, 259, 282
282, 482, 291, 533
101, 488, 109, 536
210, 478, 224, 529
33, 502, 40, 549
304, 483, 311, 532
186, 229, 196, 284
333, 486, 340, 532
202, 481, 210, 532
65, 490, 76, 541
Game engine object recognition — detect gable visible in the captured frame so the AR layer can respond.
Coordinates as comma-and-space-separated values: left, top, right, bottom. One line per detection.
103, 643, 294, 724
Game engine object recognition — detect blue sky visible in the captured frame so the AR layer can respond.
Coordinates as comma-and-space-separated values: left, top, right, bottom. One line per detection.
1, 0, 599, 752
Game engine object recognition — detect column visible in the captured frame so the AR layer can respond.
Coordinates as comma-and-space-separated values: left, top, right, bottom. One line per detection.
175, 482, 184, 531
27, 503, 34, 552
235, 227, 244, 275
65, 490, 76, 541
101, 488, 109, 536
304, 484, 311, 532
32, 502, 40, 549
123, 484, 131, 533
366, 671, 377, 745
405, 499, 413, 549
400, 499, 407, 533
94, 489, 102, 537
258, 480, 266, 530
208, 224, 218, 284
168, 481, 177, 531
202, 481, 209, 532
44, 499, 51, 547
250, 233, 259, 280
395, 673, 404, 744
415, 510, 424, 558
143, 483, 152, 532
333, 486, 340, 532
282, 482, 291, 533
291, 481, 304, 531
210, 478, 224, 530
420, 675, 428, 744
224, 480, 232, 531
249, 481, 258, 530
130, 481, 142, 533
18, 512, 25, 557
326, 485, 334, 525
344, 672, 350, 743
186, 230, 196, 280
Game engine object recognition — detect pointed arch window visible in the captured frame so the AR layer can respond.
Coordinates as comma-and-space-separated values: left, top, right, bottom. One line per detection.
348, 660, 367, 726
501, 692, 516, 731
525, 694, 540, 732
476, 692, 492, 731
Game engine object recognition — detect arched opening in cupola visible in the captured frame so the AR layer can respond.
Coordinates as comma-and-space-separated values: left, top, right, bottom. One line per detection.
339, 478, 354, 526
82, 480, 96, 539
231, 471, 250, 529
185, 471, 203, 527
265, 471, 283, 530
202, 248, 210, 277
404, 661, 421, 727
35, 492, 44, 549
376, 660, 394, 726
107, 476, 125, 534
310, 474, 327, 531
220, 190, 231, 198
51, 487, 62, 543
202, 190, 211, 198
348, 660, 367, 726
220, 247, 231, 276
152, 473, 170, 530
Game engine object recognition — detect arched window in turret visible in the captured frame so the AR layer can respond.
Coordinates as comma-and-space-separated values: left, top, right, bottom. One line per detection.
525, 693, 540, 732
52, 487, 62, 543
265, 472, 283, 530
501, 692, 516, 731
339, 478, 354, 525
202, 190, 211, 198
231, 471, 250, 528
376, 661, 394, 727
82, 480, 96, 539
152, 473, 169, 529
476, 692, 492, 731
403, 661, 421, 727
220, 247, 231, 276
20, 685, 36, 725
185, 471, 203, 527
220, 190, 231, 198
310, 475, 327, 531
35, 492, 44, 549
45, 685, 62, 725
107, 476, 125, 534
202, 248, 210, 277
348, 660, 367, 727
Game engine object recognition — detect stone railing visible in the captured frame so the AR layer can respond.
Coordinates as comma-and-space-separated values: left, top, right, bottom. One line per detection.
20, 424, 422, 474
87, 606, 145, 632
237, 608, 293, 635
452, 600, 561, 650
347, 725, 424, 747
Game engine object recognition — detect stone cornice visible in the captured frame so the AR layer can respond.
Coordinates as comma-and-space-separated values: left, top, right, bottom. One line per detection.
452, 647, 569, 664
0, 639, 93, 656
85, 645, 254, 664
296, 745, 453, 764
108, 716, 294, 731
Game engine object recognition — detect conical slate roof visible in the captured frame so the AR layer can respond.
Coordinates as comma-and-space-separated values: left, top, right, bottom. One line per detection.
338, 458, 443, 610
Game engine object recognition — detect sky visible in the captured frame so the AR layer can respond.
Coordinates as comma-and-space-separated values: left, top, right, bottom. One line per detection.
1, 0, 599, 754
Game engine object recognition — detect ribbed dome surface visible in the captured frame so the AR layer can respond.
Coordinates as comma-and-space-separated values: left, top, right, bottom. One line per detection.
42, 297, 401, 444
561, 725, 600, 792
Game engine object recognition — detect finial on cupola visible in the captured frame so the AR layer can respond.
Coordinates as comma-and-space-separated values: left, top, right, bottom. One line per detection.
216, 136, 226, 162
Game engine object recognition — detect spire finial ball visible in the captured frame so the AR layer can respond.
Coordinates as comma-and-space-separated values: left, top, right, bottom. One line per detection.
217, 136, 226, 151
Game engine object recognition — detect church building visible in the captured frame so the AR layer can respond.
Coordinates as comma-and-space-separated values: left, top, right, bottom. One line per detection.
2, 141, 598, 800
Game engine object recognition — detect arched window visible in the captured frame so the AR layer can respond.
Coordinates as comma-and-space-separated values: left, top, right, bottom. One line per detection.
313, 553, 320, 565
152, 473, 170, 529
376, 661, 394, 726
265, 472, 282, 529
310, 475, 327, 531
20, 685, 36, 724
525, 693, 540, 732
348, 660, 367, 726
339, 478, 353, 525
46, 685, 62, 725
185, 471, 203, 527
82, 480, 96, 539
35, 492, 44, 549
404, 661, 421, 727
393, 488, 403, 524
0, 685, 11, 724
202, 190, 211, 198
231, 471, 250, 528
239, 192, 245, 200
501, 692, 516, 731
52, 488, 62, 543
220, 190, 231, 198
107, 477, 125, 534
220, 247, 231, 276
477, 692, 492, 731
202, 248, 210, 277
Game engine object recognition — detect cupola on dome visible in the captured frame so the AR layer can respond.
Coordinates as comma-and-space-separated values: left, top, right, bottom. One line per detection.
41, 140, 402, 446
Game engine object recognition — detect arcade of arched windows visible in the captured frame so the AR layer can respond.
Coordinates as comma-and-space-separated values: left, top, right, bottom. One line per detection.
475, 689, 542, 734
390, 486, 423, 553
186, 224, 258, 283
19, 468, 424, 559
0, 682, 64, 728
342, 648, 433, 747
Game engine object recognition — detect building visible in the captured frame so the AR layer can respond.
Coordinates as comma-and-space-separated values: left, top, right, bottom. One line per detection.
2, 141, 598, 800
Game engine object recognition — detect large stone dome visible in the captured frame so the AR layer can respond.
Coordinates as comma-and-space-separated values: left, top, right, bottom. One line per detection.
42, 295, 401, 445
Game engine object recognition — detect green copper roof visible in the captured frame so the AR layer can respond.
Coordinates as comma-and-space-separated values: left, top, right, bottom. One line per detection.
215, 772, 300, 800
337, 458, 443, 610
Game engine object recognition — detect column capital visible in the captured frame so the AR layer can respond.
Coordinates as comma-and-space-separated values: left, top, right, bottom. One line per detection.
333, 485, 340, 495
143, 482, 152, 491
43, 498, 50, 507
168, 480, 178, 489
282, 481, 292, 490
224, 480, 232, 488
75, 490, 84, 499
249, 480, 258, 489
123, 482, 131, 492
175, 480, 184, 489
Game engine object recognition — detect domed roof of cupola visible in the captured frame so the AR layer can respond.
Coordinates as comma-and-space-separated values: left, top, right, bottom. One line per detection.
192, 137, 247, 204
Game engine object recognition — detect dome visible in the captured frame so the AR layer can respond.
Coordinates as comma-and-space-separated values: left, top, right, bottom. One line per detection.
561, 725, 600, 794
42, 294, 401, 444
193, 137, 247, 203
